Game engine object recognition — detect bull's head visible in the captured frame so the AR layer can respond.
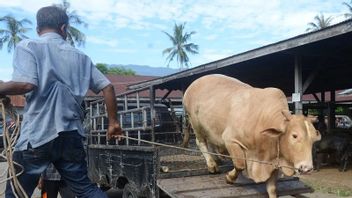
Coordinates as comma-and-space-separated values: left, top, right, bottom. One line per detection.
279, 111, 321, 174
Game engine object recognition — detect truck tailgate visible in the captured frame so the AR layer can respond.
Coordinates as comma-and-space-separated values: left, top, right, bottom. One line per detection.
157, 173, 313, 198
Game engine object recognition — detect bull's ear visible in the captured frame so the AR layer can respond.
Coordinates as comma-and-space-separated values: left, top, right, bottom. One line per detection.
262, 128, 284, 138
282, 110, 292, 121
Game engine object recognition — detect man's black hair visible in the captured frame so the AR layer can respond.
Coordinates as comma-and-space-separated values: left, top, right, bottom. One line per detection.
36, 6, 69, 32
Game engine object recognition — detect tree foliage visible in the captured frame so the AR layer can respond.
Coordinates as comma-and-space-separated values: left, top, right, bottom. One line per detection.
54, 0, 87, 47
343, 1, 352, 19
306, 14, 333, 32
162, 22, 199, 70
0, 15, 32, 53
96, 63, 136, 76
96, 63, 109, 74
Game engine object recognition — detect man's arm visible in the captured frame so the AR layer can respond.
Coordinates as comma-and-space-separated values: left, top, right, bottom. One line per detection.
102, 84, 123, 140
0, 81, 35, 96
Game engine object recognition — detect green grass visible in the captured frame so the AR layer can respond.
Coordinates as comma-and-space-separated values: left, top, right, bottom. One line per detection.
304, 180, 352, 197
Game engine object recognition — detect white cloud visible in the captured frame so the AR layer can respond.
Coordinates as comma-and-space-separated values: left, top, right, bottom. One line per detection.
0, 0, 349, 68
192, 48, 233, 66
0, 0, 59, 13
204, 34, 218, 41
105, 48, 137, 53
87, 35, 118, 47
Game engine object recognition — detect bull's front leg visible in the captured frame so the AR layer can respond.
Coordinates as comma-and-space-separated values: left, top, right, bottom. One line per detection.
223, 135, 246, 184
196, 138, 219, 173
224, 140, 245, 184
266, 169, 279, 198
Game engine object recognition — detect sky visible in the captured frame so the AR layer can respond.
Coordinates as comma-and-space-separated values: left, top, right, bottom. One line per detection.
0, 0, 349, 81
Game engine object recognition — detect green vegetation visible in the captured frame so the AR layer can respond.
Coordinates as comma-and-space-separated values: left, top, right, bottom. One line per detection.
303, 180, 352, 197
96, 63, 135, 76
0, 15, 32, 53
343, 1, 352, 19
54, 0, 87, 47
306, 14, 333, 32
162, 22, 199, 70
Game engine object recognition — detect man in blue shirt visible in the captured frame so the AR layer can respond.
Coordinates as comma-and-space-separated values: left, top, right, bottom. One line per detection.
0, 6, 122, 198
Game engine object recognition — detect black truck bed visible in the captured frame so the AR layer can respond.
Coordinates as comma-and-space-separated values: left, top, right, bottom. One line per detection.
158, 172, 313, 198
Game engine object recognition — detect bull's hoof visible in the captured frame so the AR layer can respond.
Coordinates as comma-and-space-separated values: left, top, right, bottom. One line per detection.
225, 173, 235, 184
207, 165, 219, 174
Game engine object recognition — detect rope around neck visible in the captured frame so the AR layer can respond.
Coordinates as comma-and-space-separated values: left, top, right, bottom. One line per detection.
118, 135, 298, 171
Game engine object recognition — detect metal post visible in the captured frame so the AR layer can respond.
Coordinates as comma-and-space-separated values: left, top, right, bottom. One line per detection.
294, 55, 303, 114
328, 91, 336, 131
149, 86, 156, 143
136, 92, 140, 145
124, 95, 128, 110
136, 92, 140, 108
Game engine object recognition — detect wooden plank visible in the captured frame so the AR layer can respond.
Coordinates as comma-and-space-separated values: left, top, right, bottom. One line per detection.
158, 173, 313, 198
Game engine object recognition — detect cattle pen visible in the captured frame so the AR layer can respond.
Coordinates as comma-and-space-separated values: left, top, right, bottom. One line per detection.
86, 19, 352, 197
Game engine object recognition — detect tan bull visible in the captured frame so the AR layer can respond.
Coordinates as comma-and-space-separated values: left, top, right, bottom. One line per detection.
183, 74, 321, 198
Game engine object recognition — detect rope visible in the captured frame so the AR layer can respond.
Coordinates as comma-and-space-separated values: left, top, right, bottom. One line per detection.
118, 135, 298, 171
0, 99, 28, 198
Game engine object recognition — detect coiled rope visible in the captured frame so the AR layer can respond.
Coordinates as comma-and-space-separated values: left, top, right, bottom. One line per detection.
118, 135, 299, 171
0, 98, 28, 198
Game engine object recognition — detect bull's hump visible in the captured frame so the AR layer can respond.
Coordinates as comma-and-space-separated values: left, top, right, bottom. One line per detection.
198, 74, 251, 89
262, 87, 286, 99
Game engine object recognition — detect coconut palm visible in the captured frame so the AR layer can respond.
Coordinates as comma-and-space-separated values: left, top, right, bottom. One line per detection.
343, 1, 352, 19
0, 15, 32, 53
54, 0, 87, 47
306, 14, 333, 32
162, 23, 199, 70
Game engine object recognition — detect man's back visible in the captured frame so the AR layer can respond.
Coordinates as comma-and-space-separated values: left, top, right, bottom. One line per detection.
13, 32, 109, 150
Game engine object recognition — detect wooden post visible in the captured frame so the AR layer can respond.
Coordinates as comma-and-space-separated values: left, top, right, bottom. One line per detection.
149, 86, 156, 143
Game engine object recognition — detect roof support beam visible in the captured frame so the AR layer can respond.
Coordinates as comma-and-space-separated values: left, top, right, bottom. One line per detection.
294, 55, 303, 114
313, 93, 320, 102
161, 90, 172, 101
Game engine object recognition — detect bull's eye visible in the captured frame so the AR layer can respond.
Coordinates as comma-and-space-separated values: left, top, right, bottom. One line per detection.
292, 134, 298, 139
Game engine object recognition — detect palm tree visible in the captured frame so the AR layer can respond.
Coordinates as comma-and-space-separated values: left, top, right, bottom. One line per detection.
54, 0, 87, 47
343, 1, 352, 19
162, 23, 199, 70
306, 14, 333, 32
0, 15, 32, 53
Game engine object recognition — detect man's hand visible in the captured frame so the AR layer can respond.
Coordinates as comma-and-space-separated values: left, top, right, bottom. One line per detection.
107, 121, 123, 141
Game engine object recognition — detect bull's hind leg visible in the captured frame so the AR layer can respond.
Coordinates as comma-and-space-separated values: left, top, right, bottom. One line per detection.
195, 138, 219, 173
224, 140, 246, 184
188, 116, 219, 173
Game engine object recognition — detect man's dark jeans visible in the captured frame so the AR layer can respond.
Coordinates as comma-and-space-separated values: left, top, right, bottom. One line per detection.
5, 131, 107, 198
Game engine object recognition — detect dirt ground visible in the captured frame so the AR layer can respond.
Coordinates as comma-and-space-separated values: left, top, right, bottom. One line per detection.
299, 165, 352, 197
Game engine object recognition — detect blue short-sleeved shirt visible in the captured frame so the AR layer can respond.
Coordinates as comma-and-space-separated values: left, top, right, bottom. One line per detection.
12, 32, 110, 151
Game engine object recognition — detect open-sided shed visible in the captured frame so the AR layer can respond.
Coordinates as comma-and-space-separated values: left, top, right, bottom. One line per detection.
128, 19, 352, 115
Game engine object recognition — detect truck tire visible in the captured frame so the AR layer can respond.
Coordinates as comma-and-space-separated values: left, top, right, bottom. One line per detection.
122, 183, 139, 198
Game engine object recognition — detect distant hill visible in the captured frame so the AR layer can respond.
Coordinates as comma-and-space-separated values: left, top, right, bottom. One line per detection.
109, 64, 179, 77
